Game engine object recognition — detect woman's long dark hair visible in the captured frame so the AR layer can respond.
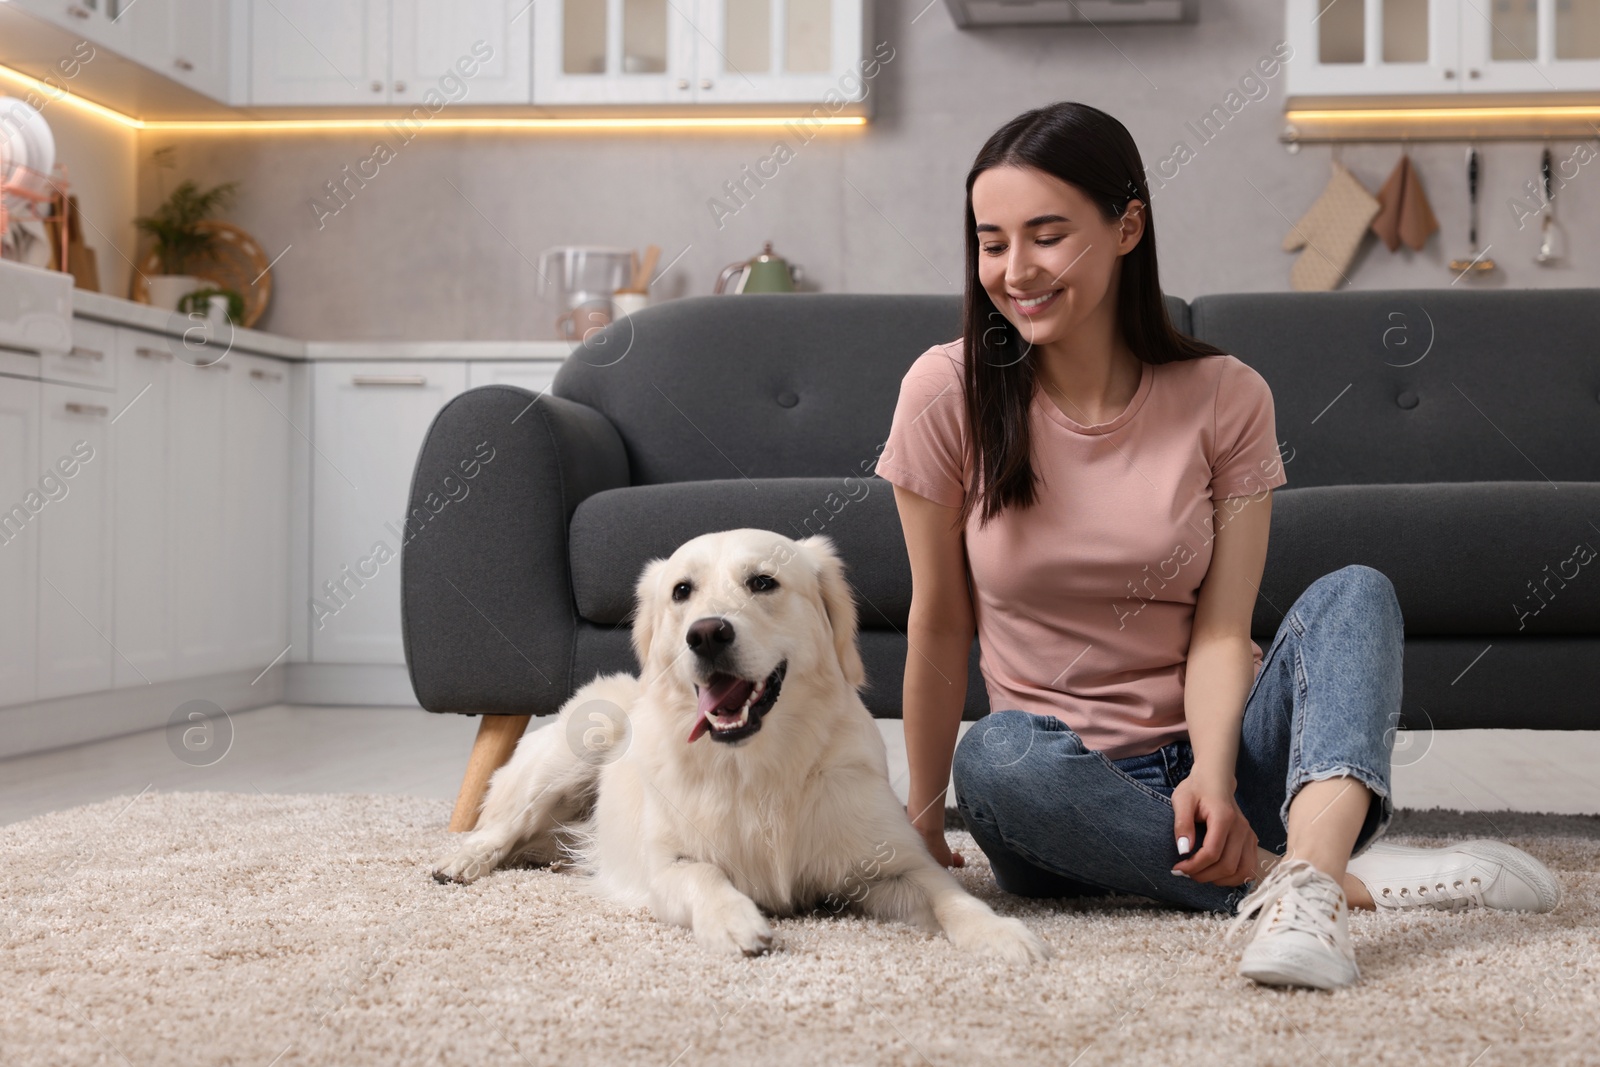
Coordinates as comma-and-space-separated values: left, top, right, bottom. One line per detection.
958, 101, 1226, 529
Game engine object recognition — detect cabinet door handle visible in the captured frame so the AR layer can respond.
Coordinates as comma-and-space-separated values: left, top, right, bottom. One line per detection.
173, 57, 195, 72
352, 374, 427, 386
67, 4, 91, 18
700, 78, 713, 89
393, 80, 407, 92
371, 80, 384, 92
67, 346, 106, 361
135, 346, 173, 361
677, 77, 690, 89
1443, 68, 1456, 78
250, 367, 284, 382
1468, 68, 1480, 78
65, 401, 109, 417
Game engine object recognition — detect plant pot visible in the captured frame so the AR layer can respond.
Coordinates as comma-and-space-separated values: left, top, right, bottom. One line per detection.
147, 274, 203, 311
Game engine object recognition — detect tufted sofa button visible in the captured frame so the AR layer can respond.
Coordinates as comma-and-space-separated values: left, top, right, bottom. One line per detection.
776, 390, 799, 408
1397, 390, 1419, 410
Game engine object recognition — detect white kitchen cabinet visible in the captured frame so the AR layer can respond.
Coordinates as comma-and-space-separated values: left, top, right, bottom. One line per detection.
0, 376, 41, 707
223, 353, 293, 672
110, 332, 178, 685
167, 356, 234, 679
41, 320, 116, 393
250, 0, 389, 105
35, 382, 114, 700
694, 0, 866, 105
7, 0, 135, 55
310, 362, 468, 664
534, 0, 869, 105
133, 0, 231, 101
1286, 0, 1600, 96
251, 0, 531, 106
111, 329, 296, 685
466, 359, 562, 394
390, 0, 532, 105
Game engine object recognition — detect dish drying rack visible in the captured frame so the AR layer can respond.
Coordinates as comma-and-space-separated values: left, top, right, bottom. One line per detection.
0, 162, 72, 271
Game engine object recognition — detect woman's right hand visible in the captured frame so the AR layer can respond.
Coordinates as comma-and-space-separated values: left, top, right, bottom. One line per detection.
914, 816, 965, 868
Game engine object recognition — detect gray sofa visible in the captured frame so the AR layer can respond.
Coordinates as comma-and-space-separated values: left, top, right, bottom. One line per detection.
401, 290, 1600, 733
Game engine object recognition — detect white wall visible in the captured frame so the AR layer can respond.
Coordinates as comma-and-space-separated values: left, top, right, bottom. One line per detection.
132, 0, 1600, 341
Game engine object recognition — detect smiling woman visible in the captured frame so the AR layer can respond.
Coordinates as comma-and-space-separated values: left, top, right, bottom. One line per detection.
875, 100, 1561, 994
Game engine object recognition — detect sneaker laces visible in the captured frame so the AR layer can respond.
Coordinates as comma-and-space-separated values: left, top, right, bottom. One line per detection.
1225, 858, 1346, 947
1369, 871, 1486, 911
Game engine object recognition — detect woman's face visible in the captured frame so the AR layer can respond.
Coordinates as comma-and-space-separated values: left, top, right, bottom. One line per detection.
970, 164, 1142, 347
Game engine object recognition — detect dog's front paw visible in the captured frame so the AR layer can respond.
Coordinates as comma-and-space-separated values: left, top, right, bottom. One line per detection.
695, 897, 778, 957
431, 839, 505, 885
945, 911, 1053, 964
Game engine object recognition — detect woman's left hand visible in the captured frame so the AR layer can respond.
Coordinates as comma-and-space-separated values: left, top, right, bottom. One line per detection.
1170, 772, 1258, 886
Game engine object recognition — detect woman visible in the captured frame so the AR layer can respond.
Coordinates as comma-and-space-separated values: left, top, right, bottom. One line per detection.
875, 101, 1560, 990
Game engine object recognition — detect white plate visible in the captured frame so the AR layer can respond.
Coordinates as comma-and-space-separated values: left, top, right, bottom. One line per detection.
0, 97, 53, 199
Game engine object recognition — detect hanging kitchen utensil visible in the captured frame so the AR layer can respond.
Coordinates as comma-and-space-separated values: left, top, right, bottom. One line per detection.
1447, 144, 1496, 276
1535, 146, 1566, 265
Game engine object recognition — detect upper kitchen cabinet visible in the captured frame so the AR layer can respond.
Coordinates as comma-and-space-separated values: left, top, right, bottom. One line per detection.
6, 0, 136, 54
132, 0, 231, 101
1286, 0, 1600, 96
533, 0, 870, 105
251, 0, 390, 105
695, 0, 866, 104
390, 0, 533, 104
251, 0, 531, 105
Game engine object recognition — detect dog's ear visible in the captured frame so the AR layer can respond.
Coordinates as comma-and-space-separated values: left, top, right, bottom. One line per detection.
629, 557, 670, 670
797, 536, 865, 689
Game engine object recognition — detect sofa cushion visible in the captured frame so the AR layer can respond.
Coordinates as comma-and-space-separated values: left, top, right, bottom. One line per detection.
570, 477, 910, 627
1190, 288, 1600, 488
1258, 482, 1600, 635
552, 292, 1191, 485
572, 479, 1600, 639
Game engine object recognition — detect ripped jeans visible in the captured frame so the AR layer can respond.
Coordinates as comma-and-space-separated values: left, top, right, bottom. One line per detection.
951, 564, 1402, 915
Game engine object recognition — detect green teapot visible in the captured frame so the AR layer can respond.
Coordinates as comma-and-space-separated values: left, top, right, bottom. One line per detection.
714, 241, 801, 293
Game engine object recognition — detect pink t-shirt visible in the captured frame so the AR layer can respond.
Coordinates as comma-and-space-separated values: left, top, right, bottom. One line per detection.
875, 340, 1289, 760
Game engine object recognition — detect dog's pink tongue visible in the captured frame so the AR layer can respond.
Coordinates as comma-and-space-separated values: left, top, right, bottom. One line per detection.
688, 674, 748, 743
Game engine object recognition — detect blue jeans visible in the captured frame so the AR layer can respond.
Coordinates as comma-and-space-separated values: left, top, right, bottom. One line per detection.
951, 564, 1402, 915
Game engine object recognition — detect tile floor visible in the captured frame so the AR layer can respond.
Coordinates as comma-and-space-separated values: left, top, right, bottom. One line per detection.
3, 705, 1598, 827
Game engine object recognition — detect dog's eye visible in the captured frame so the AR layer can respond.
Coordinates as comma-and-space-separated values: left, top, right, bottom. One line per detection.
747, 574, 779, 593
671, 581, 692, 602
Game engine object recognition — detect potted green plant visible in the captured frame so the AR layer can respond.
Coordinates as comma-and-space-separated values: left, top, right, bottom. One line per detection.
134, 178, 239, 311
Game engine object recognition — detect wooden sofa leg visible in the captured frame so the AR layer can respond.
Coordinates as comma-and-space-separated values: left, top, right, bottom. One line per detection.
448, 714, 533, 832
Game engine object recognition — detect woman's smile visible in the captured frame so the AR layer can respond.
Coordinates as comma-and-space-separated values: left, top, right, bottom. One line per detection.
1009, 288, 1062, 316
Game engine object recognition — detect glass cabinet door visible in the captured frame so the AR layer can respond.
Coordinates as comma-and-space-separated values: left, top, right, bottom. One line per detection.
694, 0, 865, 104
1459, 0, 1600, 90
1286, 0, 1462, 95
534, 0, 695, 103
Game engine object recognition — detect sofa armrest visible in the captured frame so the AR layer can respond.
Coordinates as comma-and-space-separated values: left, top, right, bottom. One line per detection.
401, 385, 630, 715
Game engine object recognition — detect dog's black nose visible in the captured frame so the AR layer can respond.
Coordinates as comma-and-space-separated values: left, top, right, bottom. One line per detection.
686, 617, 735, 656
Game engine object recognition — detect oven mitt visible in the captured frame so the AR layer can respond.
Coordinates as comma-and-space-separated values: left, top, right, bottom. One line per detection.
1370, 153, 1439, 252
1281, 160, 1381, 291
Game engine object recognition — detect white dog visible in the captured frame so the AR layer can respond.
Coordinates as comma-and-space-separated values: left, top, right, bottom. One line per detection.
433, 529, 1051, 963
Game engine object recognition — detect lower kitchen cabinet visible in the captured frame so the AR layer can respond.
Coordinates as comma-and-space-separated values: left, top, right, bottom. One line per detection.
110, 327, 295, 687
36, 382, 114, 700
310, 361, 468, 664
0, 376, 41, 707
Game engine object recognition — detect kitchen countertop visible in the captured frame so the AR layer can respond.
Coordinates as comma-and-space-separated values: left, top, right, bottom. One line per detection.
72, 290, 577, 363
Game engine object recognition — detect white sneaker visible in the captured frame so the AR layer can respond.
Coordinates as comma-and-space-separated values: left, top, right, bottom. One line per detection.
1227, 858, 1359, 990
1346, 838, 1561, 913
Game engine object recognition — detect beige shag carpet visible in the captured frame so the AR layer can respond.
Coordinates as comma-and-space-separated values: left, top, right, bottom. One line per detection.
3, 791, 1598, 1066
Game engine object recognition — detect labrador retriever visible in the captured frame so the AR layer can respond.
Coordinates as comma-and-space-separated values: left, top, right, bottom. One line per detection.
433, 529, 1051, 963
